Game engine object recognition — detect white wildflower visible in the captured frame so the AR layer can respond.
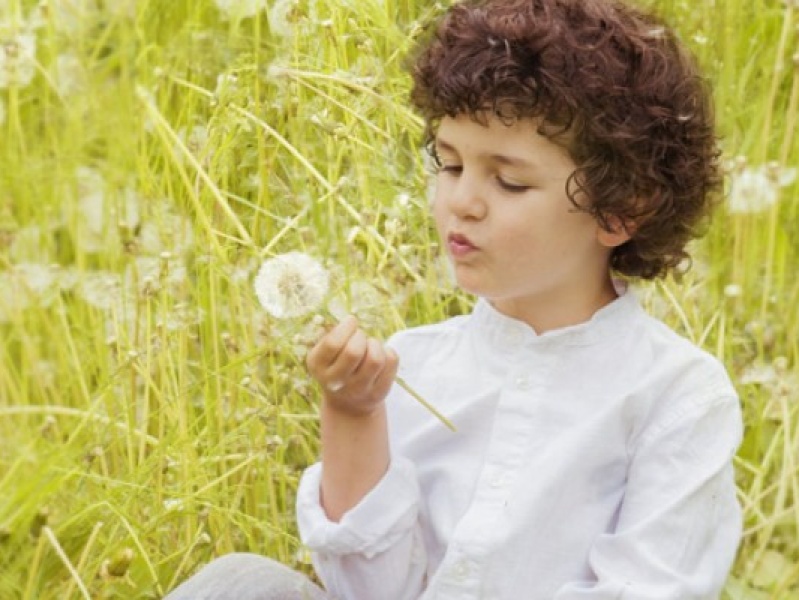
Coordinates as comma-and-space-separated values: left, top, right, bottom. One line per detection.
74, 166, 106, 252
723, 284, 742, 298
57, 266, 81, 291
78, 270, 124, 310
728, 163, 797, 214
740, 363, 779, 386
53, 52, 86, 97
71, 169, 141, 253
16, 263, 59, 306
31, 0, 101, 34
124, 256, 187, 297
0, 263, 59, 322
157, 302, 205, 332
138, 206, 194, 256
254, 252, 329, 319
268, 0, 298, 37
215, 0, 267, 21
162, 498, 184, 513
175, 124, 209, 164
0, 28, 37, 89
10, 226, 50, 263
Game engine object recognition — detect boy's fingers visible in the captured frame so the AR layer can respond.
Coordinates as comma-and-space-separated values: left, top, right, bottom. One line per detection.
349, 338, 389, 388
371, 346, 400, 398
331, 329, 369, 379
307, 315, 358, 367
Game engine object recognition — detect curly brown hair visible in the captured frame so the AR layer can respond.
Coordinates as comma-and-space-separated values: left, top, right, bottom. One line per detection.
408, 0, 722, 279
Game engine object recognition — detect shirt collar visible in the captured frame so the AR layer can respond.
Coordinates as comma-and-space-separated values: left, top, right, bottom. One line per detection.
469, 284, 642, 351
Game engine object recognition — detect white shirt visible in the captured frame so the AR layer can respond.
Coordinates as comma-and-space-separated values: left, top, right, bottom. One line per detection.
296, 290, 743, 599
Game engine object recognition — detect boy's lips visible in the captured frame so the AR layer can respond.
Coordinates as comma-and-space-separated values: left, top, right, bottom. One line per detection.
447, 232, 478, 257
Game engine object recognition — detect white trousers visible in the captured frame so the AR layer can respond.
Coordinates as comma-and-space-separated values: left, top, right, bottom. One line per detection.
164, 553, 328, 600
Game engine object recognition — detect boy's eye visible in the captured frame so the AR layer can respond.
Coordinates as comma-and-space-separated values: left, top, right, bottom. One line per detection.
496, 177, 530, 193
438, 164, 463, 175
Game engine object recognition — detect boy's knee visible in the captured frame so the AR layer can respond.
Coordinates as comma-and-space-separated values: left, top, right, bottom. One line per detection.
164, 552, 326, 600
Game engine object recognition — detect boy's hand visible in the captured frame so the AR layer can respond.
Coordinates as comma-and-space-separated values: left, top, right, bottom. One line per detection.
306, 315, 399, 417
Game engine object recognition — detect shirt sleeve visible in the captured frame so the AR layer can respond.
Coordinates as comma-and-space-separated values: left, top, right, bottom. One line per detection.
554, 393, 743, 600
295, 455, 428, 600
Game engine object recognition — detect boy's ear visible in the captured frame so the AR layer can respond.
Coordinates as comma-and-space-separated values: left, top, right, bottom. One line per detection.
597, 215, 635, 248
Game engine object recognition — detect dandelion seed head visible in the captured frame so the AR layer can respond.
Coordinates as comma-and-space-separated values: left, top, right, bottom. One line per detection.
728, 163, 796, 214
138, 207, 194, 256
728, 166, 777, 214
215, 0, 267, 21
267, 0, 298, 38
0, 262, 61, 321
54, 52, 86, 97
78, 271, 124, 310
0, 28, 37, 89
254, 252, 329, 319
10, 226, 49, 263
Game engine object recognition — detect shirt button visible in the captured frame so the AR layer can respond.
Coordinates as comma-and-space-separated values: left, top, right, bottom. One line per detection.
490, 474, 505, 488
452, 560, 470, 580
515, 375, 532, 390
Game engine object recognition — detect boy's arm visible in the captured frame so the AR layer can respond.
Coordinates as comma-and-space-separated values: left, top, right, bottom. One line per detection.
554, 393, 742, 600
299, 317, 428, 599
306, 315, 395, 520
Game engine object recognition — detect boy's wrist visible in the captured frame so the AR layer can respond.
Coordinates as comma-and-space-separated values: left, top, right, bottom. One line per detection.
321, 396, 386, 422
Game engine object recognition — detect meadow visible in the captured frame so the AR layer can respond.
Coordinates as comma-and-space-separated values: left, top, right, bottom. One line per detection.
0, 0, 797, 598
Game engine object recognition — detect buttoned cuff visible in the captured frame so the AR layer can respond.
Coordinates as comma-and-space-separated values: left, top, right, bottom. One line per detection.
296, 456, 420, 559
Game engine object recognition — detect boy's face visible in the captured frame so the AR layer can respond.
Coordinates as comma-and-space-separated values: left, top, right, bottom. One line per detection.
432, 113, 620, 328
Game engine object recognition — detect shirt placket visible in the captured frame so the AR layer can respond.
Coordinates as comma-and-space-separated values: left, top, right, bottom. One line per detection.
432, 338, 553, 599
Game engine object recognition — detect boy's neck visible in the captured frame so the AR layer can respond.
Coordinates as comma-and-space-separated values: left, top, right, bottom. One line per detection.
489, 275, 620, 335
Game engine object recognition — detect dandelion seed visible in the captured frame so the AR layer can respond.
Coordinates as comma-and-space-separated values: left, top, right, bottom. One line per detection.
253, 252, 330, 319
723, 283, 742, 298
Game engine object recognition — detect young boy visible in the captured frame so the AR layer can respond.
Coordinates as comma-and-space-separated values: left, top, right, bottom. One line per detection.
299, 0, 742, 598
167, 0, 741, 598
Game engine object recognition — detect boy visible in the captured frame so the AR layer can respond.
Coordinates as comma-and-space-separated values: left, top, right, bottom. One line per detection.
300, 0, 741, 598
167, 0, 742, 598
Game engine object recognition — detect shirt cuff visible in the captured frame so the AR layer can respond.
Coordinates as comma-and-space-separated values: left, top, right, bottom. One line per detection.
296, 456, 420, 559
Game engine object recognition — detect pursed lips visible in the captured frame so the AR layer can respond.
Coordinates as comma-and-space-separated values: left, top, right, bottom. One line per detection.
447, 232, 478, 257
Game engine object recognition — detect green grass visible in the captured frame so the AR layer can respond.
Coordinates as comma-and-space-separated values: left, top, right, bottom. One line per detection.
0, 0, 797, 598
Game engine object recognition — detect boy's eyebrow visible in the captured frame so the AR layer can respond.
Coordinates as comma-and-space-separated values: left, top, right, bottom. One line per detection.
435, 137, 537, 169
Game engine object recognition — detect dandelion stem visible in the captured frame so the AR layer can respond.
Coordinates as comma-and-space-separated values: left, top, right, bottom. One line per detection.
395, 375, 457, 432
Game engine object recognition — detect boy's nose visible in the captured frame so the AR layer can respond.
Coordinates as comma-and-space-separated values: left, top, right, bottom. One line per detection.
445, 172, 487, 220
